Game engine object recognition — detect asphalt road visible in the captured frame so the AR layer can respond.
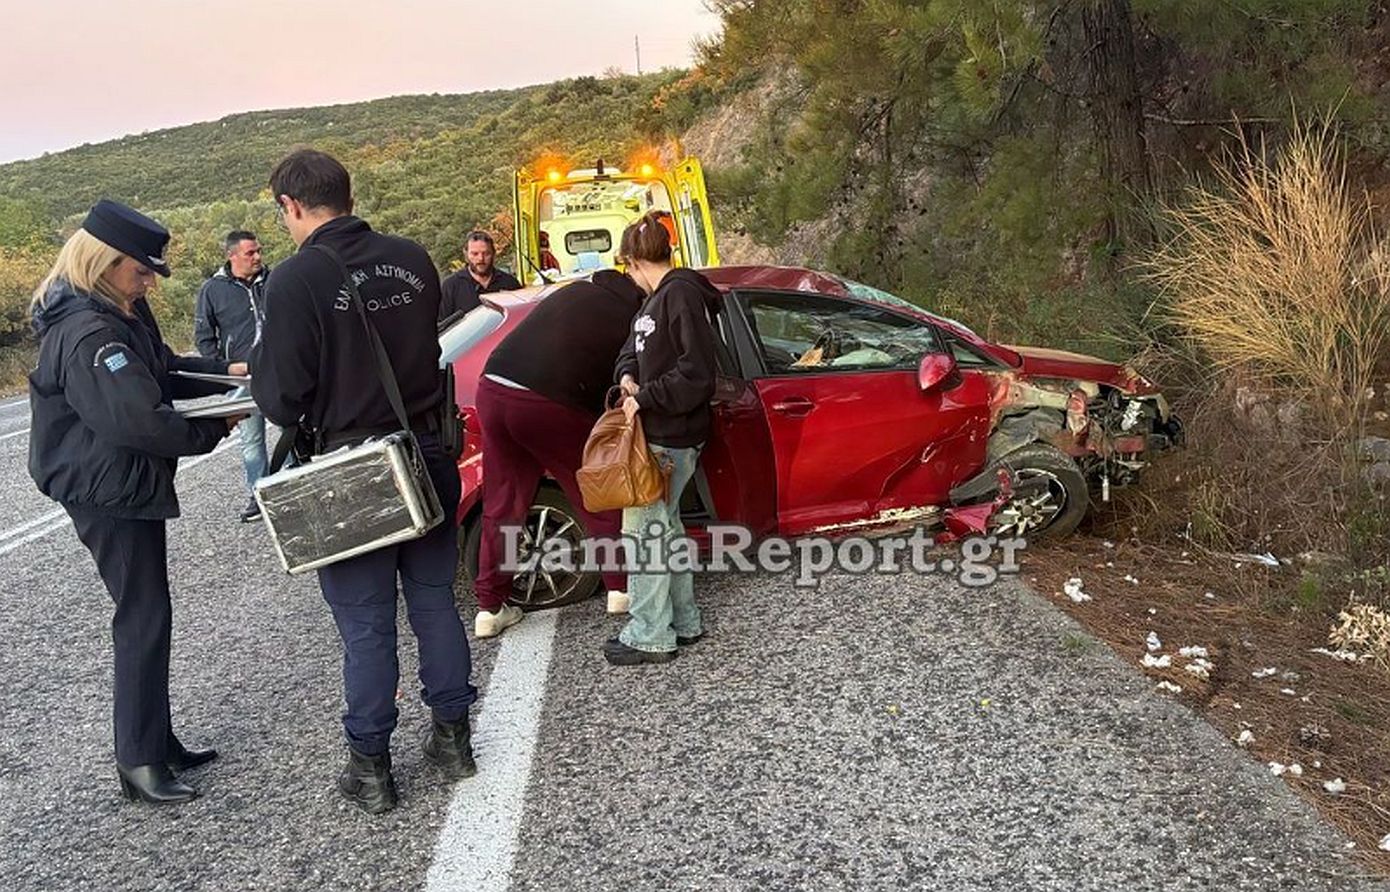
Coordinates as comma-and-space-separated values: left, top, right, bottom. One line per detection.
0, 435, 1383, 891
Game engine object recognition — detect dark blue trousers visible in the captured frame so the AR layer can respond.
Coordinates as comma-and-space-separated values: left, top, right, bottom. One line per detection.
316, 437, 476, 755
68, 512, 178, 766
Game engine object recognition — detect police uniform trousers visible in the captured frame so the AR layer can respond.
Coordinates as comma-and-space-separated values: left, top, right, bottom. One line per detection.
68, 510, 178, 767
316, 434, 477, 755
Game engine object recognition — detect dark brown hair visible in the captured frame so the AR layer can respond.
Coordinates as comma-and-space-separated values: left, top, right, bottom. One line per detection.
269, 149, 352, 213
618, 211, 673, 265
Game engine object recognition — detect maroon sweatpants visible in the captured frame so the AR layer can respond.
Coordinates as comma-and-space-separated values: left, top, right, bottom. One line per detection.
474, 377, 625, 611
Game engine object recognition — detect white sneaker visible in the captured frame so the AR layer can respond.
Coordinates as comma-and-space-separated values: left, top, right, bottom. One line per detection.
474, 604, 524, 639
606, 590, 630, 614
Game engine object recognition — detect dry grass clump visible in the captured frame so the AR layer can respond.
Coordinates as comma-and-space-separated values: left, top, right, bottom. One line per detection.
1329, 603, 1390, 673
1129, 117, 1390, 608
1143, 119, 1390, 431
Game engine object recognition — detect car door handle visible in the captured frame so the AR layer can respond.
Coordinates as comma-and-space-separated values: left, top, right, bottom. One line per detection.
771, 397, 815, 417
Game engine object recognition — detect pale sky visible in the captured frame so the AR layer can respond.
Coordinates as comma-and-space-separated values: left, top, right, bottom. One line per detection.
0, 0, 721, 163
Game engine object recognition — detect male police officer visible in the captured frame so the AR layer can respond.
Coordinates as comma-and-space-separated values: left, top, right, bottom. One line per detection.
250, 149, 477, 814
194, 230, 269, 521
438, 230, 520, 321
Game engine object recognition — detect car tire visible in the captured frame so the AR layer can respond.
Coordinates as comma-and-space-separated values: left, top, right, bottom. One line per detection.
990, 443, 1089, 538
457, 486, 603, 611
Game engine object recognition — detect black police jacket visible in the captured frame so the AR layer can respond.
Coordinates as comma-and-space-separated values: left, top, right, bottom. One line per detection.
251, 216, 443, 441
28, 281, 232, 519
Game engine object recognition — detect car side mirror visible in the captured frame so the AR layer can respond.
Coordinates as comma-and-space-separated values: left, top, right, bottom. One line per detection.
917, 353, 959, 392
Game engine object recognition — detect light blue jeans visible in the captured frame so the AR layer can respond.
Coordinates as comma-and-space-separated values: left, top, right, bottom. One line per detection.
619, 444, 703, 653
233, 386, 268, 492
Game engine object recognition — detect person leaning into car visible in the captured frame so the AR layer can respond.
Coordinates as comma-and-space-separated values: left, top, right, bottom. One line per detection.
28, 200, 248, 805
250, 149, 477, 815
607, 212, 723, 666
471, 267, 644, 640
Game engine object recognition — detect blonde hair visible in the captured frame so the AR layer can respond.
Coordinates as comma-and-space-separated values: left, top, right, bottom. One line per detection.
30, 229, 126, 312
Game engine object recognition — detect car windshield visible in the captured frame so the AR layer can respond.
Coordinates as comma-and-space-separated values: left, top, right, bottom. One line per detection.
840, 278, 981, 339
438, 306, 504, 367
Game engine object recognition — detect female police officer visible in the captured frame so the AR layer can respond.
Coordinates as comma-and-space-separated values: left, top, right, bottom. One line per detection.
28, 200, 246, 804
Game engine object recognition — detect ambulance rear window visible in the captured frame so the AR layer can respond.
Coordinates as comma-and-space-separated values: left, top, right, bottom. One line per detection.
565, 230, 612, 254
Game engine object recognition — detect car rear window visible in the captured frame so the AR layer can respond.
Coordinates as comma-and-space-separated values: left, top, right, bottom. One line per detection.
438, 306, 504, 367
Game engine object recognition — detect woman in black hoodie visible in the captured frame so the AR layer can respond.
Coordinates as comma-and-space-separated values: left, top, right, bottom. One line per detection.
28, 201, 243, 804
607, 212, 723, 666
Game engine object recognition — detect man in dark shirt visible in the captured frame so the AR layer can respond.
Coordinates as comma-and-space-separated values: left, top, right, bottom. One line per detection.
438, 230, 521, 321
471, 269, 642, 638
251, 149, 477, 815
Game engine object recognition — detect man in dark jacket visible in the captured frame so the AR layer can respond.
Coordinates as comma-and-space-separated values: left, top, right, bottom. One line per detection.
251, 149, 476, 815
471, 269, 642, 639
194, 230, 269, 521
438, 230, 520, 322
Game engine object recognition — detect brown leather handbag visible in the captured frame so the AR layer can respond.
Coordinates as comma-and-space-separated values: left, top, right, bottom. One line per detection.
577, 388, 670, 512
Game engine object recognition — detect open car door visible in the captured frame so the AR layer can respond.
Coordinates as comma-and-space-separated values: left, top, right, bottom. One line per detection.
513, 169, 541, 283
672, 157, 720, 268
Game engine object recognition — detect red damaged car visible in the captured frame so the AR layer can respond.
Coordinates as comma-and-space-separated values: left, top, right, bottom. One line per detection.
439, 265, 1181, 609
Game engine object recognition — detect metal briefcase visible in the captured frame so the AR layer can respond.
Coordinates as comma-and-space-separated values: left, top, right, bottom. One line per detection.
254, 432, 444, 575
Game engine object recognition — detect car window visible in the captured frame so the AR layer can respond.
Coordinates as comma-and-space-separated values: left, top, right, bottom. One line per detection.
840, 277, 982, 340
944, 333, 1001, 369
742, 291, 943, 375
438, 305, 504, 367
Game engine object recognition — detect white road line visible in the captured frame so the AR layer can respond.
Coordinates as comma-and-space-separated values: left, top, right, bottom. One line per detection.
0, 395, 27, 412
0, 439, 237, 558
0, 427, 30, 442
425, 611, 559, 892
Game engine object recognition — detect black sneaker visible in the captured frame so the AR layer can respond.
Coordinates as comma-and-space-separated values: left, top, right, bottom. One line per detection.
337, 748, 397, 815
675, 632, 704, 647
421, 716, 477, 780
603, 638, 676, 666
240, 499, 261, 523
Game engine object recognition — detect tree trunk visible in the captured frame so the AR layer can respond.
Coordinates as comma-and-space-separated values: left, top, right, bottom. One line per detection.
1082, 0, 1152, 253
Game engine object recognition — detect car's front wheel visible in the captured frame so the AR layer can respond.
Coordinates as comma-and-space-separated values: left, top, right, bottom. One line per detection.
458, 487, 604, 611
988, 443, 1089, 538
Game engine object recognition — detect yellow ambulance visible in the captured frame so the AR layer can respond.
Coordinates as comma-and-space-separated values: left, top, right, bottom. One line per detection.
512, 156, 720, 282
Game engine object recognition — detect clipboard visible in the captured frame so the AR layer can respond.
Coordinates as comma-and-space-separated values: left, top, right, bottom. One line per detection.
171, 370, 251, 387
177, 396, 258, 419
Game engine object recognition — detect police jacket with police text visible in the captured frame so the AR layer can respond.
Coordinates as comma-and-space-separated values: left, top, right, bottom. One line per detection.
251, 216, 443, 442
28, 281, 232, 519
194, 263, 269, 362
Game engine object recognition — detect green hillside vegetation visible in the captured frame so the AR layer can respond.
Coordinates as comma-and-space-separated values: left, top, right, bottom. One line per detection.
0, 71, 694, 371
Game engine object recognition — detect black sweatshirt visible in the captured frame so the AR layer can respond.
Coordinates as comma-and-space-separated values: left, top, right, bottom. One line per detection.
484, 270, 644, 415
251, 216, 443, 441
28, 282, 231, 519
614, 268, 722, 448
439, 267, 521, 321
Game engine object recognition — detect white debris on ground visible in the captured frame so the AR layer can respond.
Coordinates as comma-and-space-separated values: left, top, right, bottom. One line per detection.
1123, 574, 1140, 585
1379, 833, 1390, 853
1179, 645, 1209, 658
1184, 658, 1214, 679
1269, 762, 1304, 777
1142, 653, 1172, 669
1236, 729, 1254, 747
1146, 631, 1162, 652
1309, 647, 1364, 663
1203, 591, 1216, 600
1323, 778, 1346, 795
1280, 688, 1298, 696
1062, 577, 1091, 603
1155, 681, 1183, 694
1251, 667, 1278, 678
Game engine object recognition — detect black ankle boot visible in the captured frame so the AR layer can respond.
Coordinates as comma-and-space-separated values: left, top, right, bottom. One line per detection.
421, 716, 477, 780
168, 741, 218, 772
117, 763, 198, 804
338, 748, 397, 815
